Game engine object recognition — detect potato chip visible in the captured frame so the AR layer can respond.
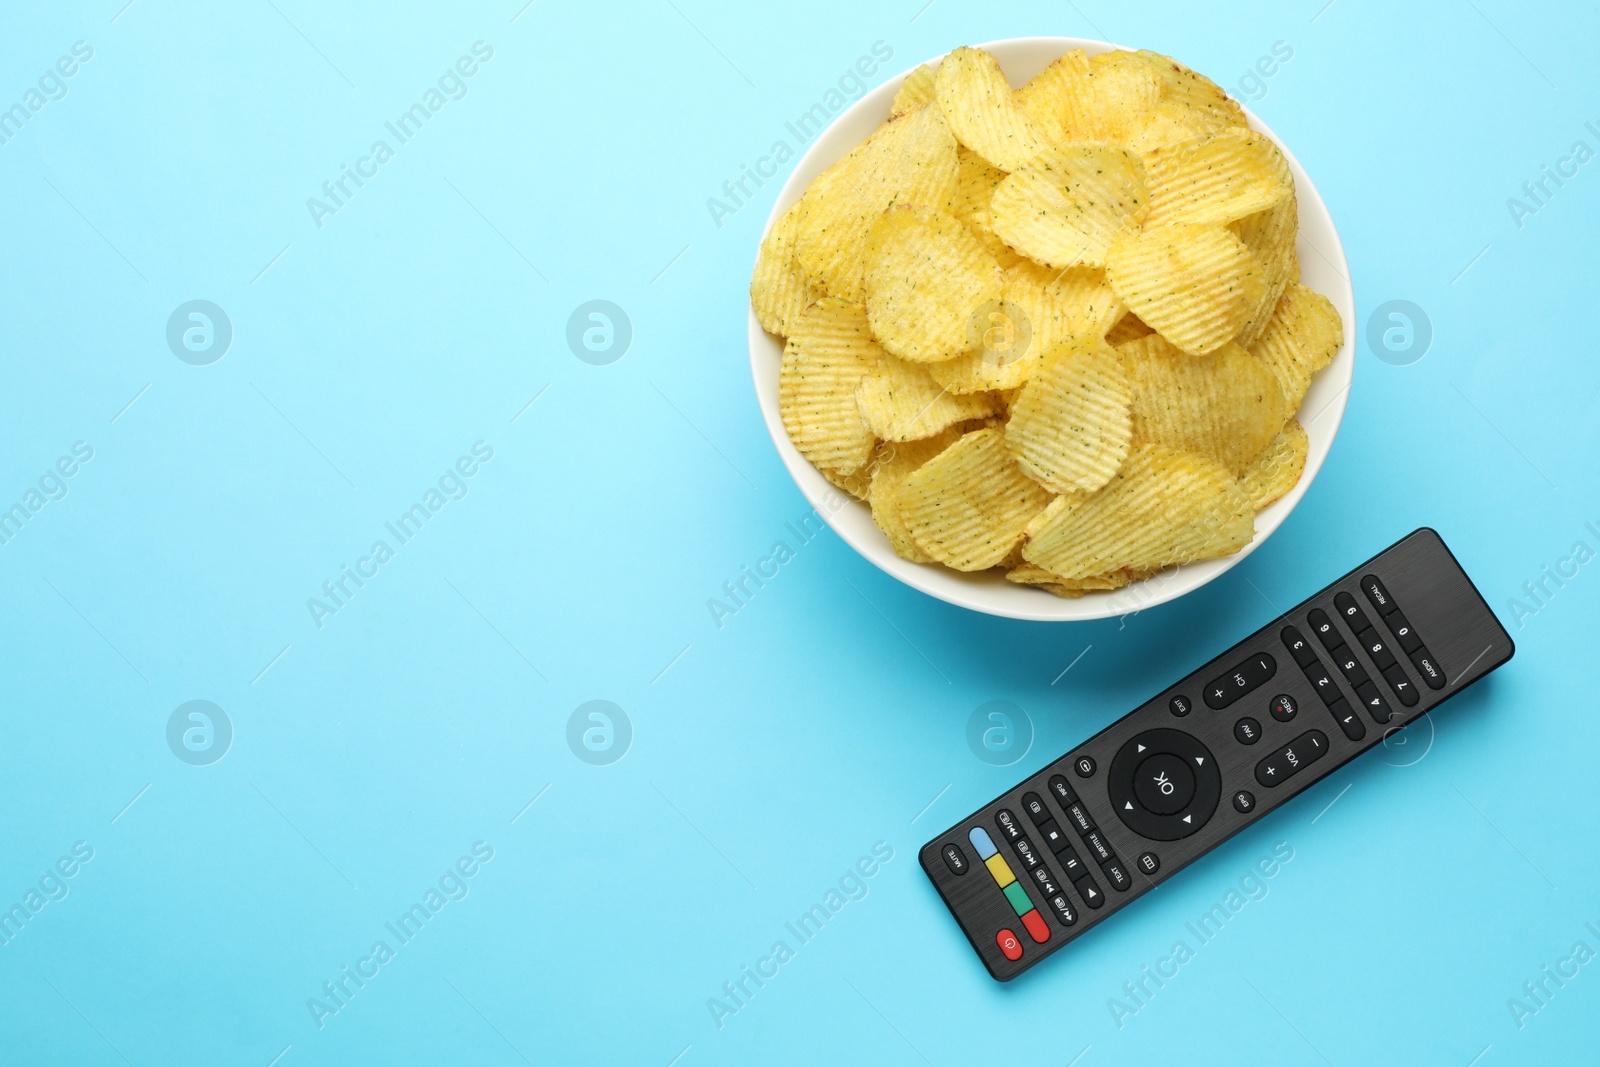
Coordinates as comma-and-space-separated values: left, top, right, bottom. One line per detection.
864, 205, 1003, 362
793, 105, 960, 302
945, 147, 1026, 266
892, 64, 937, 117
750, 200, 818, 336
1248, 282, 1343, 410
1006, 562, 1135, 598
1142, 128, 1293, 228
1105, 222, 1266, 356
1238, 418, 1308, 510
1231, 193, 1299, 347
901, 427, 1051, 570
820, 461, 875, 501
1064, 52, 1163, 142
1014, 48, 1091, 143
868, 431, 964, 561
1022, 444, 1254, 578
1007, 338, 1133, 492
1118, 334, 1288, 474
935, 46, 1045, 171
778, 298, 882, 472
1105, 311, 1154, 344
989, 143, 1149, 270
855, 353, 1001, 440
1123, 50, 1246, 127
1123, 99, 1239, 154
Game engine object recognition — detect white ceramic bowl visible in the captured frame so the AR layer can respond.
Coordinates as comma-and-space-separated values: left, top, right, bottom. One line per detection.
748, 37, 1355, 621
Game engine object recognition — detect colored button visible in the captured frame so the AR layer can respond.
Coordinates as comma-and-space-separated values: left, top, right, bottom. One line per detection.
1002, 880, 1033, 916
984, 853, 1016, 887
941, 843, 968, 875
968, 826, 997, 860
997, 928, 1023, 961
1021, 908, 1050, 944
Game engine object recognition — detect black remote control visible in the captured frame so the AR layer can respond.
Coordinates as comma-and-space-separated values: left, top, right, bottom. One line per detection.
920, 528, 1513, 980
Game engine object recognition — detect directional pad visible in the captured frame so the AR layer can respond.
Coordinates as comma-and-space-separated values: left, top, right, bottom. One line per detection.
1108, 729, 1221, 841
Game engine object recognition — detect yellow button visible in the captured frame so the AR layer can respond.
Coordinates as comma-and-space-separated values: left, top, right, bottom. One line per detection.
984, 853, 1016, 887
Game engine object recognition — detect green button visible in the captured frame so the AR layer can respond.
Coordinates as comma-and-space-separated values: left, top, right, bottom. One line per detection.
1002, 881, 1032, 916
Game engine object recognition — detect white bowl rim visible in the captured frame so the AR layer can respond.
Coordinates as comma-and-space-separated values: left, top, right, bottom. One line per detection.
747, 36, 1355, 622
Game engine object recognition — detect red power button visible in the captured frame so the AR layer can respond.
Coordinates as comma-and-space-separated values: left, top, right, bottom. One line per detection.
996, 929, 1023, 961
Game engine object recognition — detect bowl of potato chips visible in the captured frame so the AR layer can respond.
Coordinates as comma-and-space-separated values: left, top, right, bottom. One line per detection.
748, 38, 1353, 621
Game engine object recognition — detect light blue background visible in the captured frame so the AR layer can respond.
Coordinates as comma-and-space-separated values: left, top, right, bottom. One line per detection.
1, 0, 1596, 1064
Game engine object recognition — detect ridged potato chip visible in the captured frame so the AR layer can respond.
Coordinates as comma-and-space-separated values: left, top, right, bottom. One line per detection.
1231, 193, 1299, 347
820, 462, 875, 501
990, 143, 1149, 270
1105, 222, 1266, 356
901, 427, 1051, 570
750, 200, 818, 337
1066, 52, 1163, 142
868, 430, 964, 561
1119, 334, 1288, 474
1248, 282, 1343, 410
1006, 562, 1136, 598
892, 64, 937, 117
1238, 418, 1308, 510
946, 148, 1024, 267
1142, 128, 1293, 228
929, 263, 1125, 393
855, 353, 1001, 440
1007, 338, 1133, 492
1105, 311, 1155, 344
1124, 50, 1246, 127
778, 298, 882, 472
1014, 49, 1092, 143
935, 46, 1045, 171
864, 205, 1003, 362
1022, 444, 1254, 578
793, 105, 960, 302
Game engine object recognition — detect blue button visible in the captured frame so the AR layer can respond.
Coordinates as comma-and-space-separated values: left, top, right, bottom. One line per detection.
968, 826, 997, 860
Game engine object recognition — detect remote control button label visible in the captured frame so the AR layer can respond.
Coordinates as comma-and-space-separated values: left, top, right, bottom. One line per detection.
1203, 653, 1276, 709
1082, 829, 1115, 865
1332, 645, 1371, 689
1029, 865, 1062, 897
942, 844, 969, 875
1052, 845, 1087, 880
1361, 630, 1399, 672
1048, 893, 1078, 927
1073, 874, 1105, 908
1360, 574, 1395, 614
1303, 661, 1341, 706
985, 854, 1017, 887
1021, 908, 1051, 943
1382, 664, 1420, 706
1281, 626, 1318, 668
1355, 681, 1393, 724
1048, 774, 1077, 805
996, 809, 1026, 842
1011, 835, 1043, 870
1002, 880, 1033, 916
1254, 730, 1329, 787
1308, 609, 1340, 651
997, 929, 1023, 961
1075, 756, 1097, 778
1064, 801, 1096, 835
1136, 852, 1159, 875
1334, 592, 1374, 634
1386, 610, 1424, 654
1169, 694, 1192, 717
1233, 790, 1256, 812
968, 827, 998, 860
1269, 694, 1297, 722
1411, 650, 1446, 689
1022, 791, 1049, 823
1133, 752, 1195, 815
1101, 858, 1132, 891
1235, 716, 1262, 744
1037, 819, 1069, 851
1326, 697, 1365, 740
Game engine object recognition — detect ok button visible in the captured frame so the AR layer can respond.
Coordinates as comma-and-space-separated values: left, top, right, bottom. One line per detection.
1133, 753, 1195, 816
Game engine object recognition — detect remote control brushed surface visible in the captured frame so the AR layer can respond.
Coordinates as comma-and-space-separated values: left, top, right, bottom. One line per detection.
920, 529, 1513, 981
